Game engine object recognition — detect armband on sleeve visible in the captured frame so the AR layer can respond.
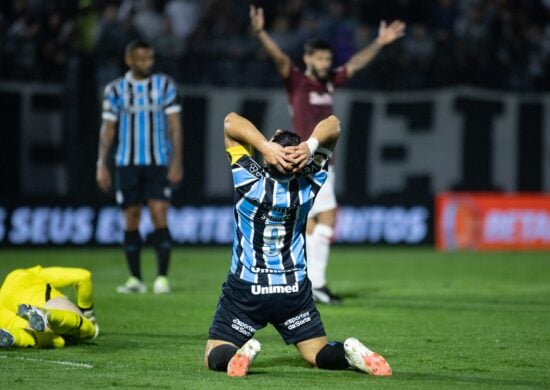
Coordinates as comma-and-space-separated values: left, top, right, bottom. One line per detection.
226, 144, 253, 164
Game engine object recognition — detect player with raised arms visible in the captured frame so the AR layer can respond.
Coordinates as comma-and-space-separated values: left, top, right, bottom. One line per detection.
250, 5, 405, 304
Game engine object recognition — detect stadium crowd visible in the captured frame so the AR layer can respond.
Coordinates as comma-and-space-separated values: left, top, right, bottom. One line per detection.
0, 0, 549, 90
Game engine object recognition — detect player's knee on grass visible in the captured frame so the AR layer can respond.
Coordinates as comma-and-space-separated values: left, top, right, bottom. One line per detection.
207, 344, 239, 371
316, 342, 348, 370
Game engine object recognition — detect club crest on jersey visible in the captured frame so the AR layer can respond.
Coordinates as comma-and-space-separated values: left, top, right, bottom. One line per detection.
309, 91, 333, 106
251, 283, 299, 295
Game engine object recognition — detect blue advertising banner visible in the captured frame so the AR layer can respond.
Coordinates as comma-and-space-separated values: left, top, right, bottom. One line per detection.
0, 204, 431, 246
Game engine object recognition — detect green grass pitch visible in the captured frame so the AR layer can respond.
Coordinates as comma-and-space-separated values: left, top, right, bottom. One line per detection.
0, 247, 549, 389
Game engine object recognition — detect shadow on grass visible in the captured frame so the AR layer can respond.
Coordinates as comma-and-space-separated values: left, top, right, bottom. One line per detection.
335, 291, 361, 301
398, 371, 548, 388
254, 355, 308, 369
105, 331, 205, 339
341, 293, 550, 313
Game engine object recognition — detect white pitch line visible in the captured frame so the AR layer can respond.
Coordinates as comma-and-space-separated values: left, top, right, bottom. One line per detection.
0, 354, 93, 368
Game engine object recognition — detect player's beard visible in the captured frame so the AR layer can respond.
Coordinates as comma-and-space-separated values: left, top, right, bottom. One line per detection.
312, 67, 329, 83
134, 68, 152, 79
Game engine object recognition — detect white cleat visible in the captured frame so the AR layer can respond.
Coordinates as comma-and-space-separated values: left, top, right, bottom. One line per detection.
116, 276, 147, 294
227, 339, 262, 377
153, 276, 171, 294
344, 337, 392, 376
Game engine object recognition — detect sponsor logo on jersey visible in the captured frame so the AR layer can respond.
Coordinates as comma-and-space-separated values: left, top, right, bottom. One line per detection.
250, 267, 297, 274
309, 91, 333, 106
251, 283, 299, 295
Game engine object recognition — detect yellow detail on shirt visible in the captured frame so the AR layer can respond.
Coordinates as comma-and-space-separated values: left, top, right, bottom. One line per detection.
226, 144, 253, 164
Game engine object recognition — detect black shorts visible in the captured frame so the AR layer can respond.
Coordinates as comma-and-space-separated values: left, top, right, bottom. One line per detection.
208, 274, 326, 347
115, 166, 171, 208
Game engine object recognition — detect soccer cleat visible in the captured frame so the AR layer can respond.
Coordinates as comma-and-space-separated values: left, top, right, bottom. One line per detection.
116, 276, 147, 294
153, 276, 171, 294
92, 324, 100, 341
0, 329, 15, 347
344, 337, 392, 376
312, 286, 342, 305
17, 304, 49, 332
227, 339, 262, 377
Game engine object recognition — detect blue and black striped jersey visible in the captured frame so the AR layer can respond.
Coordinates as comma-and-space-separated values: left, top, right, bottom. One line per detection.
227, 144, 332, 286
102, 72, 181, 167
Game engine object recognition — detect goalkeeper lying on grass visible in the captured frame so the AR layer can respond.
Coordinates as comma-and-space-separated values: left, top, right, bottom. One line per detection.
0, 266, 98, 348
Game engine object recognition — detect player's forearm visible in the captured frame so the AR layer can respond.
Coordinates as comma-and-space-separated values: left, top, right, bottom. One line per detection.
224, 112, 269, 152
96, 121, 115, 166
346, 40, 383, 77
256, 30, 291, 76
309, 115, 341, 149
256, 30, 285, 60
168, 115, 183, 164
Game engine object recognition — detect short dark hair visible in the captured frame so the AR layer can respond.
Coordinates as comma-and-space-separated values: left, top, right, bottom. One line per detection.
304, 39, 332, 55
272, 130, 301, 147
125, 40, 152, 55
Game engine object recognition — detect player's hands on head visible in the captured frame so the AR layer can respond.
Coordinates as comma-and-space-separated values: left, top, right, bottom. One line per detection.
285, 143, 311, 173
249, 5, 264, 34
376, 20, 406, 46
167, 161, 184, 185
96, 164, 111, 192
263, 141, 294, 174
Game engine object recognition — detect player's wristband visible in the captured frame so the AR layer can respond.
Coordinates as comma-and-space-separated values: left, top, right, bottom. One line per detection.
306, 138, 319, 155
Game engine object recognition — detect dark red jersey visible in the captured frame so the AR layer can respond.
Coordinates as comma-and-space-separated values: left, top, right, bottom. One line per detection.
283, 65, 348, 139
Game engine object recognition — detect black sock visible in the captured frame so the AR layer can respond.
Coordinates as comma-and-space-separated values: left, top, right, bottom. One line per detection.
207, 344, 238, 371
123, 230, 142, 279
154, 227, 172, 276
316, 342, 348, 370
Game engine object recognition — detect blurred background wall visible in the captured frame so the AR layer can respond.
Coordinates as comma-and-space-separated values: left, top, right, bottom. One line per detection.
0, 0, 548, 246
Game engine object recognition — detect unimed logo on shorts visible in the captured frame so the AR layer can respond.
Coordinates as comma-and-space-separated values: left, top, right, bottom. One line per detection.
251, 283, 299, 295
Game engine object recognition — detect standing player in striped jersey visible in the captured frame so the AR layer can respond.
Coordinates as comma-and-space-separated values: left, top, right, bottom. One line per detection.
96, 40, 183, 294
250, 6, 406, 304
204, 113, 392, 378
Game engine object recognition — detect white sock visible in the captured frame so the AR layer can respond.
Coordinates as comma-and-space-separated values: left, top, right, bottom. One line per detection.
306, 224, 333, 289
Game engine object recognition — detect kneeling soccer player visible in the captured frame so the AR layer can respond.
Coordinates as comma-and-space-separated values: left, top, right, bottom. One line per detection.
204, 112, 392, 377
0, 266, 99, 348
